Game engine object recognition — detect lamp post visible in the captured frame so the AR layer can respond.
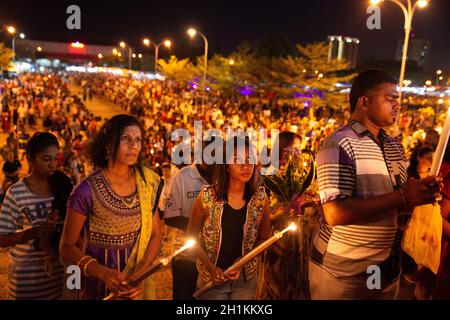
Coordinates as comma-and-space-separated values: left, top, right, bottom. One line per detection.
120, 41, 132, 70
187, 28, 208, 109
6, 26, 17, 62
370, 0, 428, 105
143, 38, 172, 73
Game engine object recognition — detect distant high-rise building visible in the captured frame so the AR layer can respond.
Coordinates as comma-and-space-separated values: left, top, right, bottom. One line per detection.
327, 35, 359, 69
396, 38, 431, 68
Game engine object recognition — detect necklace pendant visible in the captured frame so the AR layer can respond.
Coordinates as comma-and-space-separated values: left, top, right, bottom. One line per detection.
121, 195, 137, 209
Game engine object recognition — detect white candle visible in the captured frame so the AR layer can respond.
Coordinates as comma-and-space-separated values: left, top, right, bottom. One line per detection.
430, 107, 450, 176
193, 222, 297, 298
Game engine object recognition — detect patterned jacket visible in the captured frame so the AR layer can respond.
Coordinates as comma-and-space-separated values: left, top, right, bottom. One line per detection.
197, 185, 267, 283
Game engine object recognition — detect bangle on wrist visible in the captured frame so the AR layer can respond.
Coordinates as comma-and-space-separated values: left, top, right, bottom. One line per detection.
83, 258, 98, 277
77, 255, 92, 268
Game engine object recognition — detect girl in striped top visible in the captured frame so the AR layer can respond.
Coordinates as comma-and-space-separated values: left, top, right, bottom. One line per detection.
0, 132, 73, 299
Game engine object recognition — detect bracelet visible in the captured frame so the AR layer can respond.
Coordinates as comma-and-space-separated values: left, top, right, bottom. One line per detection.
83, 258, 98, 277
399, 188, 409, 210
77, 255, 92, 268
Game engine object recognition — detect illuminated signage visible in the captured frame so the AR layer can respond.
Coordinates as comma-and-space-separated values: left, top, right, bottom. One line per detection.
70, 41, 85, 48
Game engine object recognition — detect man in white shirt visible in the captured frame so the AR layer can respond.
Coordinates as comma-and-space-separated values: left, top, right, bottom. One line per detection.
164, 139, 217, 300
164, 162, 213, 300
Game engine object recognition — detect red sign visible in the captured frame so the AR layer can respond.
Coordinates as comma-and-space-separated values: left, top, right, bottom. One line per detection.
68, 42, 87, 54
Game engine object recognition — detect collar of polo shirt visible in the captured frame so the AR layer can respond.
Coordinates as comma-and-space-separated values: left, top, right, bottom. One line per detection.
189, 164, 209, 184
348, 119, 388, 140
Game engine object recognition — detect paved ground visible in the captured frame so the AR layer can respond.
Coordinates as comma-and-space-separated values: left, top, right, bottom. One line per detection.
68, 83, 127, 119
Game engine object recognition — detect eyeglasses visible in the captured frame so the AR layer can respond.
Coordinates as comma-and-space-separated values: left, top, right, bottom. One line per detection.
120, 135, 142, 146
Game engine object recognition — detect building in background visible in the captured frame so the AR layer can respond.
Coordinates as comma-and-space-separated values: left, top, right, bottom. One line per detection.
15, 39, 115, 62
327, 35, 359, 69
396, 38, 431, 68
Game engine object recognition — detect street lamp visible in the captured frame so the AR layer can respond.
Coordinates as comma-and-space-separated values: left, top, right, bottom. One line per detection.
187, 28, 209, 107
120, 41, 132, 70
6, 26, 17, 62
7, 26, 15, 34
436, 69, 443, 85
143, 38, 172, 73
369, 0, 429, 105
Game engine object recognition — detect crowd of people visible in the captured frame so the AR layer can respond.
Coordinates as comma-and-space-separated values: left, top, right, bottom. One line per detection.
74, 73, 447, 165
0, 73, 111, 189
0, 69, 448, 300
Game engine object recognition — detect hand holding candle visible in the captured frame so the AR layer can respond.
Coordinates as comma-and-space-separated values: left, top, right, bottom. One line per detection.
194, 223, 297, 298
103, 239, 196, 300
430, 107, 450, 176
401, 107, 450, 274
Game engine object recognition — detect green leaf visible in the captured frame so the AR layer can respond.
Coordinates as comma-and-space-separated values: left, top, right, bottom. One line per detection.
286, 159, 295, 200
262, 175, 289, 203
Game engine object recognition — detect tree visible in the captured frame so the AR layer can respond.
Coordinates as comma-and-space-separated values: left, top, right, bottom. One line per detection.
204, 43, 261, 96
157, 55, 197, 82
0, 43, 14, 71
281, 42, 356, 111
358, 57, 429, 85
203, 54, 235, 94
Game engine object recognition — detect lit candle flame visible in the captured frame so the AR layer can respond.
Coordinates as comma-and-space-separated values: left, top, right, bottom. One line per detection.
169, 239, 196, 261
185, 239, 196, 248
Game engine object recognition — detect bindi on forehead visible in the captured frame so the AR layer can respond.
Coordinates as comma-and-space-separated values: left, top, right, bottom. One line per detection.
122, 126, 142, 137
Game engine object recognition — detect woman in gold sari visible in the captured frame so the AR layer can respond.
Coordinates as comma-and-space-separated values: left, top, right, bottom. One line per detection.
60, 114, 163, 300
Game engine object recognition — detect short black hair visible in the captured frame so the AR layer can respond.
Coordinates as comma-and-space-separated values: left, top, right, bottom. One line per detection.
86, 114, 145, 169
26, 132, 59, 159
349, 69, 397, 113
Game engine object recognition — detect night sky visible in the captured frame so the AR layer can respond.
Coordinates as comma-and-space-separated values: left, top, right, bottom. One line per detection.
0, 0, 449, 71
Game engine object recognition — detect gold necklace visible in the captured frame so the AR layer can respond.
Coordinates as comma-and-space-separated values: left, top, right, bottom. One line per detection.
120, 192, 138, 209
104, 169, 137, 209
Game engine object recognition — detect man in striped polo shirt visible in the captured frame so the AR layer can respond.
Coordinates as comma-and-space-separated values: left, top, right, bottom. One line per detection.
311, 69, 442, 299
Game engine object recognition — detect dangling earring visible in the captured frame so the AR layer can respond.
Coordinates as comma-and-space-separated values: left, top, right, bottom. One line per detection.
105, 149, 110, 160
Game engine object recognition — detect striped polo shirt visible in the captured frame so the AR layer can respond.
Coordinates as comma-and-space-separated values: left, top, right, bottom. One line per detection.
0, 180, 64, 299
313, 120, 408, 278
